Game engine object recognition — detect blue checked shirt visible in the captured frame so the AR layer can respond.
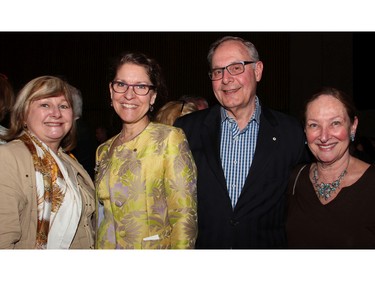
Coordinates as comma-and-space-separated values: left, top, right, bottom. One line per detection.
220, 97, 261, 208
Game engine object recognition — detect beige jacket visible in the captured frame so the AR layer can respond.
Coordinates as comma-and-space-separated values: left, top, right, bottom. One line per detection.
0, 139, 95, 249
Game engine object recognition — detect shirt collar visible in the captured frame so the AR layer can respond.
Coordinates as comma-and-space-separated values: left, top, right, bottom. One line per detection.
220, 96, 262, 124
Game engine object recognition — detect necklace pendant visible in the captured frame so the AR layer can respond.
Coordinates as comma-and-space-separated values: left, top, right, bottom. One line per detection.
313, 167, 347, 201
316, 183, 338, 200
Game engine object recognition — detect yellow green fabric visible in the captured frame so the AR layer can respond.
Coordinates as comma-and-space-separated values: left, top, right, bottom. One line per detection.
95, 122, 197, 249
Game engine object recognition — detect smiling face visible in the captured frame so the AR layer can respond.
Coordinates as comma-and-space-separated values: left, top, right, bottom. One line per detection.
211, 40, 263, 114
25, 94, 73, 152
305, 94, 358, 165
110, 63, 156, 125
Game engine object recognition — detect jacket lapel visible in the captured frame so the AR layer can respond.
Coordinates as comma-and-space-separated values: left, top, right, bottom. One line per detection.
202, 106, 228, 190
236, 108, 282, 206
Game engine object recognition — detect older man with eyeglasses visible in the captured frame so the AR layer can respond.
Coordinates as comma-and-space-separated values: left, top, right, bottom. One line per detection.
174, 35, 310, 249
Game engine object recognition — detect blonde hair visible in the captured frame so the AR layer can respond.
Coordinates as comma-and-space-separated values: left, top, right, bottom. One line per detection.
5, 76, 77, 151
155, 100, 198, 125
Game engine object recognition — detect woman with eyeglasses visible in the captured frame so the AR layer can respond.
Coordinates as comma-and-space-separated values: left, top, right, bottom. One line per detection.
95, 51, 197, 249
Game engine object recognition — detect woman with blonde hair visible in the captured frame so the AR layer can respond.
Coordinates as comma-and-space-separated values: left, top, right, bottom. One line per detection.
155, 100, 198, 125
0, 75, 95, 249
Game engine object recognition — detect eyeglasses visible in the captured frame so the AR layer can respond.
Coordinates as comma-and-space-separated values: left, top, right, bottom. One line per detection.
111, 81, 155, 96
208, 61, 256, 81
180, 100, 186, 113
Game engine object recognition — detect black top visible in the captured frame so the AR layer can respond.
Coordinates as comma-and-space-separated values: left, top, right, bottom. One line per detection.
286, 163, 375, 249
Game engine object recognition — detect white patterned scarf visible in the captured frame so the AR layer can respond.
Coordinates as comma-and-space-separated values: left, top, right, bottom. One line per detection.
20, 132, 82, 249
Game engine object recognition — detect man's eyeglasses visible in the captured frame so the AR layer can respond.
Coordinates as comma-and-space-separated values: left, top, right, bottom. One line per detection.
111, 81, 155, 96
208, 61, 256, 81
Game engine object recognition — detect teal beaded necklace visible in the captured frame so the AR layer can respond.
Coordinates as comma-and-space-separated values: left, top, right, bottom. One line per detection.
312, 167, 348, 200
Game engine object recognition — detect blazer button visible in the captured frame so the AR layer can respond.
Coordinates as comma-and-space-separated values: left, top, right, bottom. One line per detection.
115, 200, 124, 207
230, 219, 239, 226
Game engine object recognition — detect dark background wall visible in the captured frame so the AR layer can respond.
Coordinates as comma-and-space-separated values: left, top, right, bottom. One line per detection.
1, 32, 373, 137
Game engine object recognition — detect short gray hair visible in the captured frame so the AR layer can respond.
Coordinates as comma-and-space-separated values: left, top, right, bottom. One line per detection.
207, 36, 260, 67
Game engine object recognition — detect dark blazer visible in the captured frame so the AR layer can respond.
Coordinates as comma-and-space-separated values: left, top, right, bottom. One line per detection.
174, 103, 309, 249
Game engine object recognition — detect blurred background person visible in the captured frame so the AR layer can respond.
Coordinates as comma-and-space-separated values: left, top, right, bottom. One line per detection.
154, 100, 198, 125
287, 87, 375, 248
95, 125, 109, 145
0, 76, 95, 249
0, 73, 15, 144
95, 51, 197, 249
68, 83, 97, 179
179, 95, 209, 110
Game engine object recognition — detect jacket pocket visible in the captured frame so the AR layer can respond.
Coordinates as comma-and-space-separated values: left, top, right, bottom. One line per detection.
141, 226, 172, 249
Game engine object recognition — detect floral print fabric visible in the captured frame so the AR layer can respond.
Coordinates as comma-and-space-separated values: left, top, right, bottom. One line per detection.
95, 122, 197, 249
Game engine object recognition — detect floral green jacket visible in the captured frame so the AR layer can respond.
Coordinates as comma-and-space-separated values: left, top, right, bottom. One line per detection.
95, 122, 198, 249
